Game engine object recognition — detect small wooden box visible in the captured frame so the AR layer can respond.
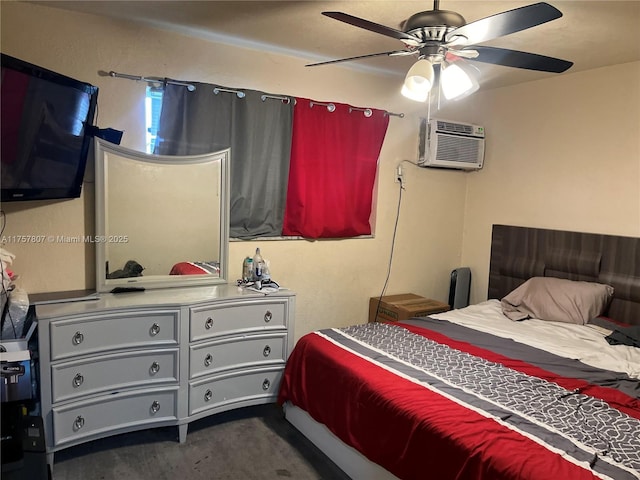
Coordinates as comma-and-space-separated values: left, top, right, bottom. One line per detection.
369, 294, 449, 323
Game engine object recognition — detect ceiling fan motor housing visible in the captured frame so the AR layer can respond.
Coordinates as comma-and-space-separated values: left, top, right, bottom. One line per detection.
403, 10, 466, 42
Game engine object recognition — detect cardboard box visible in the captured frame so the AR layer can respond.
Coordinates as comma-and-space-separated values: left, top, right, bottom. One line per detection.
369, 294, 449, 323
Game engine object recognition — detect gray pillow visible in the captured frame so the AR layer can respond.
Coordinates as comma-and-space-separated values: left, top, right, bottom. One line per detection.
501, 277, 614, 325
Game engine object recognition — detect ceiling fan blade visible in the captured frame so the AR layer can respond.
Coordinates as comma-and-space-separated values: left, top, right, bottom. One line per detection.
445, 2, 563, 46
469, 46, 573, 73
322, 12, 421, 45
306, 50, 412, 67
448, 48, 479, 59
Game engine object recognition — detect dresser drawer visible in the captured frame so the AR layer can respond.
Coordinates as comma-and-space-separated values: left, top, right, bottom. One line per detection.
189, 367, 283, 416
50, 310, 179, 360
51, 348, 179, 403
52, 387, 178, 446
190, 333, 286, 379
190, 300, 286, 341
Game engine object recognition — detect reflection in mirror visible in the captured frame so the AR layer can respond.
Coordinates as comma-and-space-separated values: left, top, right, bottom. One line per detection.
95, 139, 229, 292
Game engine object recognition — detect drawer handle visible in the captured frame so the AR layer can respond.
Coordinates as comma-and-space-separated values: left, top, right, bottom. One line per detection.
204, 389, 213, 402
150, 401, 161, 414
262, 378, 271, 391
263, 345, 271, 357
72, 331, 84, 345
149, 323, 161, 336
149, 361, 160, 375
73, 415, 85, 431
204, 353, 213, 367
205, 317, 214, 330
73, 373, 84, 388
264, 311, 272, 323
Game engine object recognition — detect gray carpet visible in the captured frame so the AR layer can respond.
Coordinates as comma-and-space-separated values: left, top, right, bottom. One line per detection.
52, 404, 350, 480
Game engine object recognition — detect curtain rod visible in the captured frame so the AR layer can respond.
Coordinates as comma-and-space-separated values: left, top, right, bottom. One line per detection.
103, 69, 404, 117
99, 70, 196, 91
213, 87, 245, 98
310, 102, 403, 118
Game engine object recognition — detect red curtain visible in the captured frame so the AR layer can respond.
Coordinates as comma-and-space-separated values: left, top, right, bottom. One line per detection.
282, 99, 389, 238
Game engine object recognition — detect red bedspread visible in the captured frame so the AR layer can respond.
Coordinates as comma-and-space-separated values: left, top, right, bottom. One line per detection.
278, 321, 640, 480
169, 261, 219, 276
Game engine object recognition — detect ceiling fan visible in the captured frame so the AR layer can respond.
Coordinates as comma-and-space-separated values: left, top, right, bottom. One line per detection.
307, 1, 573, 101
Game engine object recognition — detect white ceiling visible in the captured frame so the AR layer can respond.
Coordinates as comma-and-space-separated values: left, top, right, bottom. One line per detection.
34, 1, 640, 91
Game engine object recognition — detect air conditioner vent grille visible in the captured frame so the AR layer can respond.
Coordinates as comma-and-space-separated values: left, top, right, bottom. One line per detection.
436, 120, 474, 135
436, 135, 480, 163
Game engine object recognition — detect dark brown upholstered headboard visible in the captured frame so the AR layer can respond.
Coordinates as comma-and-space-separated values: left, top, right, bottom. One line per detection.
488, 225, 640, 326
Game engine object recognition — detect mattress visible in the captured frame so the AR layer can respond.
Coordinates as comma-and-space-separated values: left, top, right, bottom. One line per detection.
278, 300, 640, 480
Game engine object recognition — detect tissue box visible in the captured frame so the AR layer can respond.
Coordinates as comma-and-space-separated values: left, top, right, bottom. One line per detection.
369, 294, 449, 323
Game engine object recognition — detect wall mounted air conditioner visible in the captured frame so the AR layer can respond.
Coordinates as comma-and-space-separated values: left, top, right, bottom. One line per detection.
418, 118, 485, 170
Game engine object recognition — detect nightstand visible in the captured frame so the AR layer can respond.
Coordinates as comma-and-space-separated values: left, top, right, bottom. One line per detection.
368, 294, 450, 323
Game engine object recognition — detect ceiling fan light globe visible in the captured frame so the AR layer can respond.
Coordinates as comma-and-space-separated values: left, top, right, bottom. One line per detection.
406, 75, 432, 91
401, 83, 429, 102
401, 59, 434, 102
441, 62, 478, 100
406, 59, 434, 82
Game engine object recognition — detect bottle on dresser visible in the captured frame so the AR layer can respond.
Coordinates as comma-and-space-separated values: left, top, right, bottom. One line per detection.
253, 248, 265, 289
242, 257, 253, 283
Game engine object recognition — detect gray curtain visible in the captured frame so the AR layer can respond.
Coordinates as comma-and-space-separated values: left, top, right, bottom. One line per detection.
154, 82, 294, 239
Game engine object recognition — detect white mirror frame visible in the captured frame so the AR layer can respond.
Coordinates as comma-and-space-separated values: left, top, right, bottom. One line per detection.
94, 139, 230, 292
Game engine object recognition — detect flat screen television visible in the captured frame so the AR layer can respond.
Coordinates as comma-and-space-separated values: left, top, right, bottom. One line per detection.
1, 53, 98, 202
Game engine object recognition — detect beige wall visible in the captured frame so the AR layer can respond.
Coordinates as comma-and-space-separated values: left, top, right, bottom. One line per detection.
441, 61, 640, 304
1, 2, 467, 338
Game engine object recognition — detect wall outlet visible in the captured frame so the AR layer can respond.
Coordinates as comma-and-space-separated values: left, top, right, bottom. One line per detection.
394, 164, 404, 183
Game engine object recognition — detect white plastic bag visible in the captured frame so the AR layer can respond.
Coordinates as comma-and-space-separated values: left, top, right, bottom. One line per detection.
1, 287, 30, 339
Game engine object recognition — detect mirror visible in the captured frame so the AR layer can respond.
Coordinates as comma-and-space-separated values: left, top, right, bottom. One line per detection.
95, 139, 229, 292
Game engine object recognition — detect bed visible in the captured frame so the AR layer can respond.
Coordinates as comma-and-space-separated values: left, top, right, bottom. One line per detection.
278, 225, 640, 480
169, 260, 220, 276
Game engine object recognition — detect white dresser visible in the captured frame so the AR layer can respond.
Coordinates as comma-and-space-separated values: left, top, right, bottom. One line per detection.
36, 285, 295, 466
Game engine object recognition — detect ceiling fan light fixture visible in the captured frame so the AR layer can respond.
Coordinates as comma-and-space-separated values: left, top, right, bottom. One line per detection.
441, 62, 479, 100
401, 59, 434, 102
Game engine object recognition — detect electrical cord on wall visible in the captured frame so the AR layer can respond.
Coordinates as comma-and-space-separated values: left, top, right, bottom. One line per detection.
374, 175, 404, 322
